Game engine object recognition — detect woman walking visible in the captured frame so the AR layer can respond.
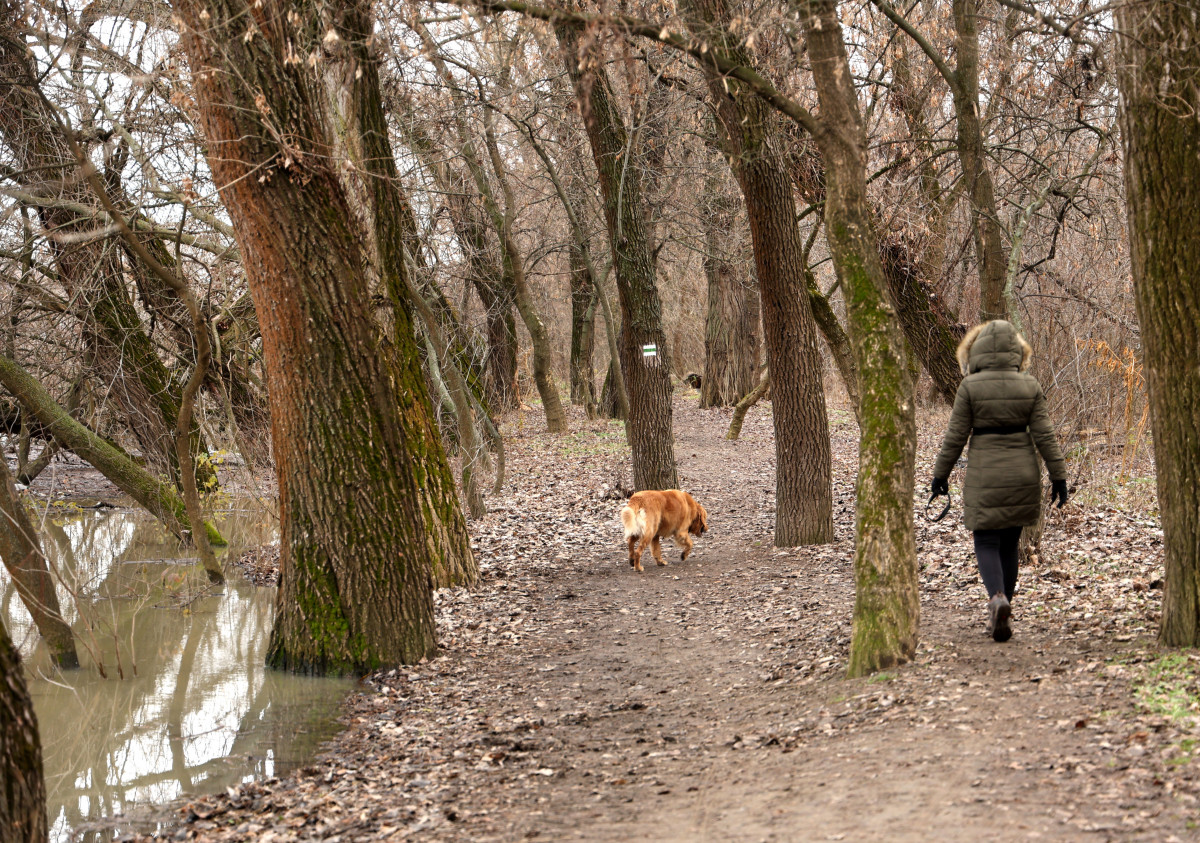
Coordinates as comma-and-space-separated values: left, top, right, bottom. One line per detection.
931, 320, 1069, 642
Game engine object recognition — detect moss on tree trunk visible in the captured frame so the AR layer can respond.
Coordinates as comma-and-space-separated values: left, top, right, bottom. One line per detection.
801, 0, 919, 675
0, 458, 77, 669
176, 0, 468, 673
0, 353, 224, 548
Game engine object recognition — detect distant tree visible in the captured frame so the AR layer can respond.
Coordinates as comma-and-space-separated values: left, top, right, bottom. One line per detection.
558, 25, 679, 491
698, 165, 759, 410
1116, 0, 1200, 647
685, 0, 835, 545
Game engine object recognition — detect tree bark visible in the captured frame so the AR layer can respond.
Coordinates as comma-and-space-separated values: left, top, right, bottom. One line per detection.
175, 0, 464, 673
0, 618, 46, 842
878, 239, 964, 403
801, 0, 919, 674
726, 367, 770, 441
321, 6, 477, 586
569, 242, 599, 415
700, 168, 759, 408
804, 270, 861, 414
951, 0, 1008, 322
686, 0, 834, 544
559, 26, 678, 490
0, 353, 225, 548
1116, 0, 1200, 648
0, 458, 77, 669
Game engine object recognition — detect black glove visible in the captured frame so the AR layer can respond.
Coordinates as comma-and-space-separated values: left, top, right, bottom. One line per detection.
1051, 479, 1069, 508
930, 477, 949, 498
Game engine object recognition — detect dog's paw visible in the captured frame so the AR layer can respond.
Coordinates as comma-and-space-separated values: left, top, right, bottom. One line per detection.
680, 551, 688, 561
657, 559, 669, 566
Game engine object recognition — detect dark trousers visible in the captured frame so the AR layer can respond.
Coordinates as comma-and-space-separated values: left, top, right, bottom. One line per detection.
973, 527, 1023, 600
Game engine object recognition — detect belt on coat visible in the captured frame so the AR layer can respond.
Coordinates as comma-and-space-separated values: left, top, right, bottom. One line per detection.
972, 425, 1028, 435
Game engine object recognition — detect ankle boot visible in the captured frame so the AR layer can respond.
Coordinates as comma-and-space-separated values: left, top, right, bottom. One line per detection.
988, 593, 1012, 642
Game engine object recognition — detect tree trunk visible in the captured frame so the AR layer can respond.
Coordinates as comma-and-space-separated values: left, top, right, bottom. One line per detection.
559, 27, 678, 490
878, 239, 965, 403
801, 0, 919, 675
478, 109, 568, 434
0, 620, 46, 842
685, 0, 834, 545
805, 270, 861, 413
175, 0, 465, 673
321, 5, 477, 586
1116, 0, 1200, 647
0, 458, 77, 669
726, 367, 770, 441
700, 170, 759, 408
951, 0, 1008, 322
0, 353, 225, 548
569, 243, 599, 415
476, 279, 521, 412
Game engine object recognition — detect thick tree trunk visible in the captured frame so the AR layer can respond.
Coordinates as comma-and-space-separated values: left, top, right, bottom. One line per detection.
322, 7, 477, 584
0, 619, 46, 842
686, 0, 833, 545
559, 27, 678, 490
0, 458, 77, 669
801, 0, 919, 674
0, 353, 224, 548
1116, 0, 1200, 647
700, 171, 759, 408
175, 0, 466, 673
569, 244, 599, 415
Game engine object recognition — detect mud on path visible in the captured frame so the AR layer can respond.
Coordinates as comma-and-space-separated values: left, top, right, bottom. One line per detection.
178, 397, 1197, 842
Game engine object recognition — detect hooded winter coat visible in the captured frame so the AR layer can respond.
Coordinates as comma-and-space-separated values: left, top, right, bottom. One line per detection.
932, 320, 1067, 531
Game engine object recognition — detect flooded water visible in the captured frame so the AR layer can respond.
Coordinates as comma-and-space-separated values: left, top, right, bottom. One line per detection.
1, 503, 355, 841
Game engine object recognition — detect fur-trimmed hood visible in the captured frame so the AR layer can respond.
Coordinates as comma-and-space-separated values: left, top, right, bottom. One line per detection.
957, 320, 1032, 375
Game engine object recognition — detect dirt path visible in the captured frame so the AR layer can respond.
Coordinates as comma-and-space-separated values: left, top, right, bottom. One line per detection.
180, 398, 1196, 842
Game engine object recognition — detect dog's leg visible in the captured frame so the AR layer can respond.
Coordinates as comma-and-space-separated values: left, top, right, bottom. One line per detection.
676, 531, 694, 561
651, 537, 668, 566
627, 535, 639, 568
632, 536, 651, 572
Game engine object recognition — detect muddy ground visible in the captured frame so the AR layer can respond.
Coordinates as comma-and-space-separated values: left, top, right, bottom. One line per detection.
42, 395, 1199, 841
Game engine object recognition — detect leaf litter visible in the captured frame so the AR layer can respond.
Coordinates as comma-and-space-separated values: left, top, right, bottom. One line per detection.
147, 396, 1198, 841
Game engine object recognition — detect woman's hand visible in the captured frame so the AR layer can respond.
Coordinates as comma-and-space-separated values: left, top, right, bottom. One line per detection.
1051, 479, 1069, 508
930, 477, 949, 498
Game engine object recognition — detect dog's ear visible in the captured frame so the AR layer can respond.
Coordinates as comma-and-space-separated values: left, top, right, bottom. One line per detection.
690, 504, 708, 536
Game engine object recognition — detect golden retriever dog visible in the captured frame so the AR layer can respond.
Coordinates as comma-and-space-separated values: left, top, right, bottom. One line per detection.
620, 490, 708, 572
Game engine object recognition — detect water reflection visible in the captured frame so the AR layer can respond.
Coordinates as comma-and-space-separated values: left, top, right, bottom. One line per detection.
0, 504, 354, 842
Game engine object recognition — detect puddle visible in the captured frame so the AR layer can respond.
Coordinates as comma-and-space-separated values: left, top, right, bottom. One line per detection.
1, 502, 355, 841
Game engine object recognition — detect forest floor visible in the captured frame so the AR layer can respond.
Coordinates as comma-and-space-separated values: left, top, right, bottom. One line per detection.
110, 393, 1199, 841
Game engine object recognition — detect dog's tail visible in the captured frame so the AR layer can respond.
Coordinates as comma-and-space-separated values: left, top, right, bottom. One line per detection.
620, 504, 645, 540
